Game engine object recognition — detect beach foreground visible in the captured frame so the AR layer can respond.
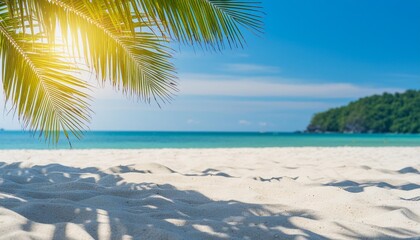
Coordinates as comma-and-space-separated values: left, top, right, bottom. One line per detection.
0, 148, 419, 239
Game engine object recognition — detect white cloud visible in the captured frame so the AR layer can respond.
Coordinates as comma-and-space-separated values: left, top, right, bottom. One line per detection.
179, 74, 402, 99
227, 100, 334, 110
239, 120, 251, 125
187, 119, 200, 125
89, 73, 403, 103
259, 122, 268, 127
225, 64, 280, 73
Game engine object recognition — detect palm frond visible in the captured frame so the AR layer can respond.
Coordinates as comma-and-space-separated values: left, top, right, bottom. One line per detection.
133, 0, 264, 49
0, 4, 91, 143
1, 0, 263, 143
6, 0, 177, 101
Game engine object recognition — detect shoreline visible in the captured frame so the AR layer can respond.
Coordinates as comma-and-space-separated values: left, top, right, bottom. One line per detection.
1, 146, 420, 150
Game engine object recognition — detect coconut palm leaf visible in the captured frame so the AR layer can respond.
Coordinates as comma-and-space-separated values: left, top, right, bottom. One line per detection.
0, 4, 91, 143
68, 0, 264, 49
133, 0, 264, 49
1, 0, 263, 143
5, 0, 177, 101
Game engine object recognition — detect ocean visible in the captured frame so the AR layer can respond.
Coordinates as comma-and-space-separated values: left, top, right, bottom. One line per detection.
0, 131, 420, 149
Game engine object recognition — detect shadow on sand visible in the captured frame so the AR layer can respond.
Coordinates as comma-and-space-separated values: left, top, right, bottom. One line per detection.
325, 180, 420, 193
325, 165, 420, 194
0, 162, 326, 240
1, 162, 419, 239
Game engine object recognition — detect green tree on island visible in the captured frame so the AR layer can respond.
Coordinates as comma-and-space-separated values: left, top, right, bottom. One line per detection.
307, 90, 420, 134
0, 0, 262, 142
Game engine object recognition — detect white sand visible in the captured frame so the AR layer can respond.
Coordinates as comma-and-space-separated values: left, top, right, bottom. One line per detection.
0, 148, 419, 240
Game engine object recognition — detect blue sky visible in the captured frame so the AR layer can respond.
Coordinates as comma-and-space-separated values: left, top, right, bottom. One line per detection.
1, 0, 420, 132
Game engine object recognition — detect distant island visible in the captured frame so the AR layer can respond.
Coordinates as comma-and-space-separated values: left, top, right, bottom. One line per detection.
307, 90, 420, 133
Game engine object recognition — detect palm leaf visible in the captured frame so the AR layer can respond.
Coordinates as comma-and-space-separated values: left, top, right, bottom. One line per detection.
0, 4, 91, 143
5, 0, 177, 101
133, 0, 264, 49
1, 0, 263, 143
80, 0, 264, 49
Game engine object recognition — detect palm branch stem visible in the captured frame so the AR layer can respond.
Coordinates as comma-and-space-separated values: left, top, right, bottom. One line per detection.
46, 0, 142, 70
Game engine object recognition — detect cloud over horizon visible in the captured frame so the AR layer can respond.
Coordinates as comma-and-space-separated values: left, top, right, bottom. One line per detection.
178, 74, 402, 99
224, 64, 281, 74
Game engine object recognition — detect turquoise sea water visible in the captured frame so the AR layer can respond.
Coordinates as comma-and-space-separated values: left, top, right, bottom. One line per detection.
0, 131, 420, 149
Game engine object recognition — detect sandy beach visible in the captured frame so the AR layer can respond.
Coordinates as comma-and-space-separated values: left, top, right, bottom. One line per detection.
0, 148, 419, 239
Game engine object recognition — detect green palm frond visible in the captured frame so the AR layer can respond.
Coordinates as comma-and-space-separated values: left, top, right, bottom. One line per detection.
6, 0, 177, 101
135, 0, 264, 49
0, 0, 263, 143
90, 0, 264, 49
0, 4, 91, 143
